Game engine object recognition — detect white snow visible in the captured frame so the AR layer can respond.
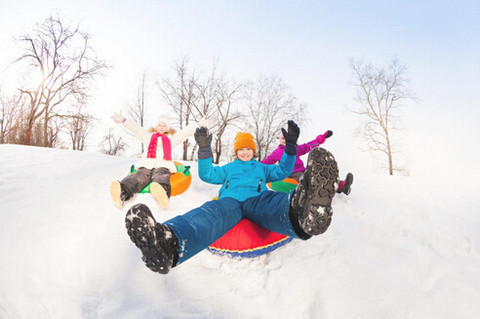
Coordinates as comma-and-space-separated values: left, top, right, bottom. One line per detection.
1, 144, 479, 318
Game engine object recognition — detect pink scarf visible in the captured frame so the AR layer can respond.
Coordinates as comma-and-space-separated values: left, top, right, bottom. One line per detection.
147, 133, 172, 160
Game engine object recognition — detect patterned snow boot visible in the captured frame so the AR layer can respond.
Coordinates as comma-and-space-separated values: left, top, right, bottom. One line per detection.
337, 172, 354, 195
289, 147, 339, 236
125, 203, 179, 274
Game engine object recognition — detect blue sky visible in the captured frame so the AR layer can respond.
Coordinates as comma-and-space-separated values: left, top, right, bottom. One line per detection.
1, 0, 479, 176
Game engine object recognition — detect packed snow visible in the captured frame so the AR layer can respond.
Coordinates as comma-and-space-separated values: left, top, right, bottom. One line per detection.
0, 144, 479, 318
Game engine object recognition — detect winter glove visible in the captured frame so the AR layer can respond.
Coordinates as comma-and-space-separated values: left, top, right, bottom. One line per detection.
316, 130, 333, 144
112, 111, 125, 124
194, 127, 213, 159
281, 120, 300, 156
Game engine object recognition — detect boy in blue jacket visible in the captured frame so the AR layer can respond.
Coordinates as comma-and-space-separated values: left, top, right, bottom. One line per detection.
125, 120, 340, 274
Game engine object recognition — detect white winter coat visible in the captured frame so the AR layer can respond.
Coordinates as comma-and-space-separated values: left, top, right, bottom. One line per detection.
123, 118, 200, 173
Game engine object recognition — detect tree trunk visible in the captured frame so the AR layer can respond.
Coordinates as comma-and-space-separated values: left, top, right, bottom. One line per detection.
43, 113, 49, 147
387, 137, 393, 175
24, 124, 33, 145
214, 137, 222, 164
183, 140, 188, 161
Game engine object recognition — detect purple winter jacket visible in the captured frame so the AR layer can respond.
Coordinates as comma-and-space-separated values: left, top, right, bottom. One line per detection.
261, 138, 320, 173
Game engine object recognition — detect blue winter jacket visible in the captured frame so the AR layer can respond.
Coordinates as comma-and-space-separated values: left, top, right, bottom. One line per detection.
198, 152, 295, 201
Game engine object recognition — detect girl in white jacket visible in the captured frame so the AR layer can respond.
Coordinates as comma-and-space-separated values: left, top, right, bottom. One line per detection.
110, 111, 208, 209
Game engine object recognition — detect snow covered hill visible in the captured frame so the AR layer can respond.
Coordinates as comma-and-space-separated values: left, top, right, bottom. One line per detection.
0, 144, 479, 319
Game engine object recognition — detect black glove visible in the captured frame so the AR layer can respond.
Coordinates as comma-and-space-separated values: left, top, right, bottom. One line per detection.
194, 127, 213, 159
325, 130, 333, 138
281, 120, 300, 156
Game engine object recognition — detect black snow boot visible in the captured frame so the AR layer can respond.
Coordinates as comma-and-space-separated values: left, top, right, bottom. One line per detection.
125, 203, 179, 274
337, 172, 354, 195
289, 147, 339, 237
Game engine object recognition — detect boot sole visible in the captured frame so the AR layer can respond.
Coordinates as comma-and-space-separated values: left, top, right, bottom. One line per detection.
125, 204, 171, 274
299, 148, 338, 235
110, 181, 123, 209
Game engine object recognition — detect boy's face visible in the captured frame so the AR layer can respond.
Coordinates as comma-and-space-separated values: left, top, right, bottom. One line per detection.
236, 148, 254, 162
156, 122, 168, 134
279, 136, 286, 146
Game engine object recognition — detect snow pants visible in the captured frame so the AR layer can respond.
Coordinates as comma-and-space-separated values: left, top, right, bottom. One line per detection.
120, 167, 172, 198
164, 190, 301, 265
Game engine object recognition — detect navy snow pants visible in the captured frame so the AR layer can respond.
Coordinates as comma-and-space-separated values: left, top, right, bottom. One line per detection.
164, 190, 300, 264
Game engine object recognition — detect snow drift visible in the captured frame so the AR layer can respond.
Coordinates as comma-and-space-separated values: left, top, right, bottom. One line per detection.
0, 144, 479, 318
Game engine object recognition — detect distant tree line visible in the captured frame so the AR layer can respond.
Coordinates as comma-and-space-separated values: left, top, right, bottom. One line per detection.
103, 59, 307, 163
1, 14, 415, 174
1, 14, 307, 163
151, 58, 307, 163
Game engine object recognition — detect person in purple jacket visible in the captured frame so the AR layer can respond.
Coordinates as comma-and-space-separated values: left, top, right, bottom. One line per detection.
262, 130, 354, 195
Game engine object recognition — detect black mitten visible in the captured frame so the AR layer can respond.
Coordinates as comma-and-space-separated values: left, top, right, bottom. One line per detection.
194, 127, 213, 159
281, 120, 300, 156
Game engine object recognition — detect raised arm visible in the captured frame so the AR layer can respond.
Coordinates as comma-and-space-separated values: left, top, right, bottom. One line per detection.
170, 117, 212, 147
264, 152, 296, 182
112, 111, 149, 142
261, 147, 283, 165
194, 126, 226, 184
297, 130, 333, 156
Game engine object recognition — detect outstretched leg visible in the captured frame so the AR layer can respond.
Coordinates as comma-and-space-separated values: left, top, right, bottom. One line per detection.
243, 148, 340, 240
165, 198, 242, 265
110, 168, 152, 209
126, 198, 242, 274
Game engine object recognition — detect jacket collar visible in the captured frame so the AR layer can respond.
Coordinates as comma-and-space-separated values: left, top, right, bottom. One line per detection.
234, 159, 257, 165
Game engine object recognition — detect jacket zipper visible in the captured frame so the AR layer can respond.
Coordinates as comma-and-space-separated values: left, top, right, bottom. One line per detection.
257, 179, 262, 192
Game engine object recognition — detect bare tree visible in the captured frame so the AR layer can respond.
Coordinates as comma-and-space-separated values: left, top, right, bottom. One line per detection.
191, 63, 217, 119
15, 14, 108, 147
6, 100, 37, 145
0, 89, 23, 144
127, 71, 148, 153
65, 104, 93, 150
183, 63, 219, 161
157, 58, 199, 160
210, 79, 243, 163
159, 59, 245, 163
46, 117, 63, 148
100, 128, 126, 156
349, 57, 415, 175
242, 74, 307, 160
189, 63, 243, 163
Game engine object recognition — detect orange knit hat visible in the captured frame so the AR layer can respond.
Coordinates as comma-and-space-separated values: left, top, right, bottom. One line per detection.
234, 132, 256, 153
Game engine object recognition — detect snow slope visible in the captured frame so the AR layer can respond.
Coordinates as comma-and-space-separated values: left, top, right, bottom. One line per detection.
0, 144, 479, 319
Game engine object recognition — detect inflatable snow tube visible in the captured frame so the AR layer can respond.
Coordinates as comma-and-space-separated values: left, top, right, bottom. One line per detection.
267, 177, 298, 193
130, 161, 192, 196
207, 178, 295, 258
208, 218, 293, 258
